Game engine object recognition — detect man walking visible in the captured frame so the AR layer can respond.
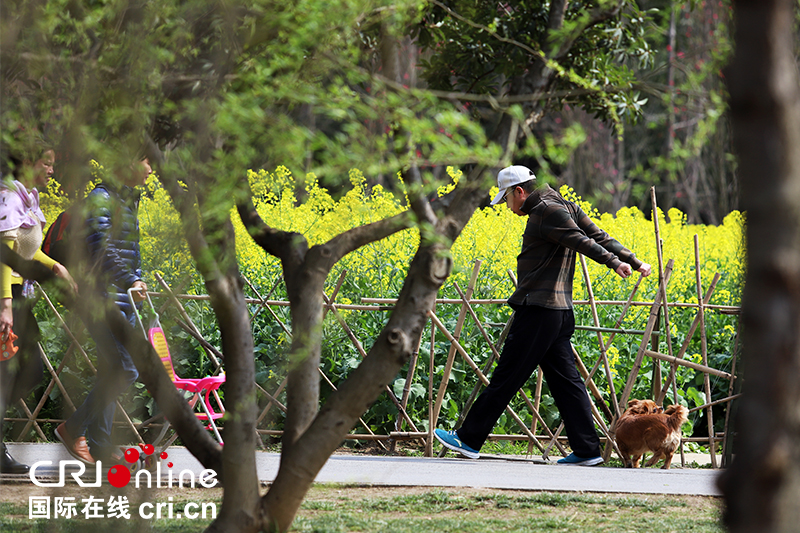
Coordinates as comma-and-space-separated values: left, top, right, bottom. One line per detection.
434, 165, 651, 465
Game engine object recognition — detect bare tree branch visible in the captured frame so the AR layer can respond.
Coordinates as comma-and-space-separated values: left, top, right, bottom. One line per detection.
236, 198, 309, 262
317, 210, 414, 270
0, 244, 56, 285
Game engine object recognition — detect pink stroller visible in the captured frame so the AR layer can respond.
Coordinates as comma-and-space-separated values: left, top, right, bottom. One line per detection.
129, 288, 226, 451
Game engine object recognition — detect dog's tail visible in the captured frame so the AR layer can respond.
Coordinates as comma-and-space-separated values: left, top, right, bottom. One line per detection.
664, 405, 689, 432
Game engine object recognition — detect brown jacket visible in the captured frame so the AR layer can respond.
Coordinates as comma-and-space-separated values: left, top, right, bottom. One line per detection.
508, 185, 642, 310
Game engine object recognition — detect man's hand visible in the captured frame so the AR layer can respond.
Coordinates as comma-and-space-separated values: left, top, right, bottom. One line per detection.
615, 263, 633, 278
0, 298, 12, 339
130, 280, 148, 302
637, 263, 653, 277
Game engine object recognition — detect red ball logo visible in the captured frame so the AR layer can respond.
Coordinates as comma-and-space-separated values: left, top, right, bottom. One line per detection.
124, 448, 140, 463
107, 465, 131, 488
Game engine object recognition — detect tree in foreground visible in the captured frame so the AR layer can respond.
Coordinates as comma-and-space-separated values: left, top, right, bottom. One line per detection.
2, 0, 660, 530
719, 0, 800, 530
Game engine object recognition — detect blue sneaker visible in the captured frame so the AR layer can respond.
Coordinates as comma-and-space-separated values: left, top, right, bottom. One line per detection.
434, 429, 480, 459
557, 453, 604, 466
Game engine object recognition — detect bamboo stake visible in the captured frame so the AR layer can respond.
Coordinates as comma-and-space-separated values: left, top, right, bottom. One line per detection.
148, 292, 741, 314
38, 285, 96, 370
575, 273, 643, 462
694, 235, 717, 468
688, 393, 742, 413
156, 273, 224, 371
579, 254, 621, 418
237, 276, 316, 435
656, 273, 722, 403
643, 350, 732, 379
651, 200, 683, 469
528, 370, 544, 455
15, 344, 78, 440
29, 262, 743, 454
251, 431, 748, 444
359, 296, 740, 313
395, 328, 425, 437
722, 320, 741, 467
543, 422, 564, 459
618, 259, 675, 410
38, 342, 77, 412
426, 304, 435, 457
323, 271, 348, 320
651, 311, 662, 401
650, 188, 678, 404
156, 273, 193, 316
572, 347, 625, 459
427, 311, 546, 453
232, 276, 296, 425
254, 430, 595, 443
576, 274, 644, 395
571, 344, 614, 421
239, 274, 293, 339
322, 291, 421, 437
430, 261, 483, 429
15, 399, 47, 441
256, 375, 288, 426
437, 269, 520, 457
597, 275, 644, 348
245, 275, 284, 324
307, 333, 388, 451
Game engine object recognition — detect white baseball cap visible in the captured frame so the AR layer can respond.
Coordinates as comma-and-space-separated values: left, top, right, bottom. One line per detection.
490, 165, 536, 205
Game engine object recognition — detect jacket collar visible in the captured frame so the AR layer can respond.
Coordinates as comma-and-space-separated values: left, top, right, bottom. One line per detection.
520, 184, 554, 214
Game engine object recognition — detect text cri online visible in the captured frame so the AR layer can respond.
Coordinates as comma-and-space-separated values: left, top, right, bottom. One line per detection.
28, 460, 219, 521
29, 496, 217, 520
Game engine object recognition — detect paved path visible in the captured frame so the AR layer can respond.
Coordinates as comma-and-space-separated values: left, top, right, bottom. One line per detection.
3, 443, 722, 497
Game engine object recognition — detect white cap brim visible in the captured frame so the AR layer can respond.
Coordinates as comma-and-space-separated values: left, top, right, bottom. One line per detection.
489, 189, 506, 206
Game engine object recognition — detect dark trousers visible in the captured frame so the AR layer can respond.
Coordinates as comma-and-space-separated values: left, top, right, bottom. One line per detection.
65, 312, 138, 461
456, 305, 601, 458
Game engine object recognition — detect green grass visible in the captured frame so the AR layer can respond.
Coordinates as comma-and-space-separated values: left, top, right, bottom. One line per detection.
294, 488, 723, 533
1, 486, 723, 533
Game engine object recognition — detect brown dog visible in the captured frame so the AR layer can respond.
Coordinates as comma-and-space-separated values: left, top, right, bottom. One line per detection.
621, 398, 663, 417
615, 401, 688, 469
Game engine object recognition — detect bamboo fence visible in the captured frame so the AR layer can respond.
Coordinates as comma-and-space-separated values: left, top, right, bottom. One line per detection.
4, 189, 742, 469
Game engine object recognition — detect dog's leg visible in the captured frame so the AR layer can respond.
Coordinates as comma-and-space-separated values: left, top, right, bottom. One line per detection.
631, 454, 642, 468
645, 451, 664, 468
661, 451, 674, 470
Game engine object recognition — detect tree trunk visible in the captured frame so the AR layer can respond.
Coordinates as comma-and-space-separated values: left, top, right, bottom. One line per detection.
282, 265, 326, 446
256, 175, 488, 532
260, 241, 454, 531
205, 271, 261, 532
719, 0, 800, 531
